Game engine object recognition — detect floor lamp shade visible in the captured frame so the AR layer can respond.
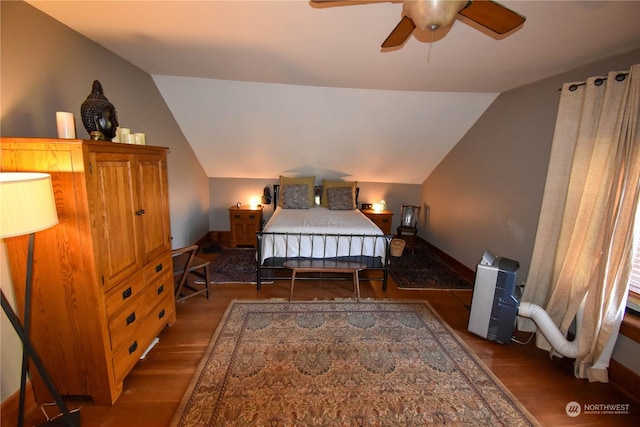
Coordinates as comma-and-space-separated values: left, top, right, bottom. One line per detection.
0, 172, 78, 425
0, 173, 59, 238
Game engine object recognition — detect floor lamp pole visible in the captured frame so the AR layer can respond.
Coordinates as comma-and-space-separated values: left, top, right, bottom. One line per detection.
1, 232, 78, 427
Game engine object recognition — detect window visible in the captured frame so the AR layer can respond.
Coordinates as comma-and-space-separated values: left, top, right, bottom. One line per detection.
631, 239, 640, 293
628, 206, 640, 310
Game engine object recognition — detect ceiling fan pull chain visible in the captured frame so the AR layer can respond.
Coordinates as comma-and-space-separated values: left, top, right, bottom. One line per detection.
427, 30, 434, 63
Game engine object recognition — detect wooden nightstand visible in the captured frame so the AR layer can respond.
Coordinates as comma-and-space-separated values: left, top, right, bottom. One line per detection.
361, 209, 393, 235
229, 205, 263, 247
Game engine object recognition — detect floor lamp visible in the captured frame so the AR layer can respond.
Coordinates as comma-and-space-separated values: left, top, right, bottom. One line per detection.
0, 173, 79, 427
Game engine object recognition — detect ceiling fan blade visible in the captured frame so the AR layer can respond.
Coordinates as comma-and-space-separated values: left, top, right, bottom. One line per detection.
310, 0, 396, 5
381, 16, 417, 48
458, 0, 525, 35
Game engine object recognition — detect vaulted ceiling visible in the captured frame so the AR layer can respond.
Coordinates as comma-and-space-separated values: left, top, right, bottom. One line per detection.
27, 1, 640, 184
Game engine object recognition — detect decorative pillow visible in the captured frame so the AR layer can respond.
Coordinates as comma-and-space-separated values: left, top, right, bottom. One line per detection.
321, 179, 357, 207
280, 175, 315, 208
327, 186, 356, 210
281, 184, 310, 209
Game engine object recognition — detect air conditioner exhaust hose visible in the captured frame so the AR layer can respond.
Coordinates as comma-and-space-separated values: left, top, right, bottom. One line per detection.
517, 294, 586, 358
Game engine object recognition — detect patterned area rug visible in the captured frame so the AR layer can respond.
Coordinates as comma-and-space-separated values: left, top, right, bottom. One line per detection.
170, 301, 539, 427
201, 248, 272, 284
390, 244, 473, 290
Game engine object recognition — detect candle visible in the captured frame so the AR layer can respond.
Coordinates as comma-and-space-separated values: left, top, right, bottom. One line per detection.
56, 112, 76, 139
118, 127, 130, 142
134, 133, 146, 145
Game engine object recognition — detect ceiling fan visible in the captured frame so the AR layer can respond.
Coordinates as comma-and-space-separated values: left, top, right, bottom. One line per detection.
311, 0, 526, 48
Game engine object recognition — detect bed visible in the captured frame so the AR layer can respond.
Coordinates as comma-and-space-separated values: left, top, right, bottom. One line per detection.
256, 178, 392, 291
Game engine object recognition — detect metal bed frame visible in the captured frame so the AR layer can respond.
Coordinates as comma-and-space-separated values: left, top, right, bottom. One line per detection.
256, 231, 392, 291
255, 184, 392, 291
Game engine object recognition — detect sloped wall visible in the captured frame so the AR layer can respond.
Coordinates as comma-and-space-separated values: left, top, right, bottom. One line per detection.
422, 48, 640, 279
0, 0, 210, 402
0, 0, 210, 248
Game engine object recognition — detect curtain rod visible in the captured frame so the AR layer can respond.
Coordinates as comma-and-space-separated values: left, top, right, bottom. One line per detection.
559, 72, 629, 91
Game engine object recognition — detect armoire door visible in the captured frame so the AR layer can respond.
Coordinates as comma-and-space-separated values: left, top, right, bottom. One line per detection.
91, 152, 142, 291
136, 153, 171, 263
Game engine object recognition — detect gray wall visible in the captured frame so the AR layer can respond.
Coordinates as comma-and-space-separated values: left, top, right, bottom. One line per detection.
0, 0, 210, 248
0, 1, 210, 402
421, 49, 640, 378
422, 48, 640, 281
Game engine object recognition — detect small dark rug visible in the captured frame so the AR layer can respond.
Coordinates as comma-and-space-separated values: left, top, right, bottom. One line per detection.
390, 244, 473, 290
201, 248, 272, 284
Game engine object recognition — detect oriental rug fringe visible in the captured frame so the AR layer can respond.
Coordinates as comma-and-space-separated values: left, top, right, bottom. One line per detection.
170, 301, 538, 426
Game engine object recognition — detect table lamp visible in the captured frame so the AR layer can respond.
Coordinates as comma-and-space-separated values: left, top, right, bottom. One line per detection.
0, 173, 79, 426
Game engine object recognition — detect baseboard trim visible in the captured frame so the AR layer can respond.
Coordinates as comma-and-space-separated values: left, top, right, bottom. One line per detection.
609, 358, 640, 404
197, 230, 230, 248
421, 238, 475, 283
1, 380, 36, 427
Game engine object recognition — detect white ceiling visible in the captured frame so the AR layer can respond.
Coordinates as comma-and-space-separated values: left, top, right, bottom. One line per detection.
27, 1, 640, 183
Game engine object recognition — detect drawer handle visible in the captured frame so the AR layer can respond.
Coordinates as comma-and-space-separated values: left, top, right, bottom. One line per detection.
126, 312, 136, 326
157, 284, 164, 295
136, 209, 146, 216
129, 341, 138, 354
234, 214, 241, 219
249, 215, 255, 219
158, 309, 166, 319
382, 219, 389, 223
122, 287, 132, 300
156, 263, 163, 273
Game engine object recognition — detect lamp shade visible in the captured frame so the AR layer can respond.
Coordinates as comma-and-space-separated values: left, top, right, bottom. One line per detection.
0, 172, 59, 238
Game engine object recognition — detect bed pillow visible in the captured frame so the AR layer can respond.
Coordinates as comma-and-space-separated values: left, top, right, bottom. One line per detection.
280, 175, 315, 208
327, 186, 356, 210
281, 184, 310, 209
321, 179, 357, 208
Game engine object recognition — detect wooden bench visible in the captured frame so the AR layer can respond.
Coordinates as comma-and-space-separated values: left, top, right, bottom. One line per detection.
283, 259, 367, 302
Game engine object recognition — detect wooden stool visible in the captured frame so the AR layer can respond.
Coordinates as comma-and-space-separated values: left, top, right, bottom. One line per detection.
283, 260, 367, 302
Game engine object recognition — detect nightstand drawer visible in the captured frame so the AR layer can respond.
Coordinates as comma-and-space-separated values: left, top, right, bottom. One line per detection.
231, 211, 259, 221
361, 209, 394, 235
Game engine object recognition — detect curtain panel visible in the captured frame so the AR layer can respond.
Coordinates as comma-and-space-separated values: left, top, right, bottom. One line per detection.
520, 64, 639, 383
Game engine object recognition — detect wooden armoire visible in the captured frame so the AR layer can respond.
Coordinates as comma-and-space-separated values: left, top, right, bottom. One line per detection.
1, 137, 176, 405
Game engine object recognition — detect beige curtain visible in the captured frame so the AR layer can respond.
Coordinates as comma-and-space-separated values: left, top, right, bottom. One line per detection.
520, 64, 640, 382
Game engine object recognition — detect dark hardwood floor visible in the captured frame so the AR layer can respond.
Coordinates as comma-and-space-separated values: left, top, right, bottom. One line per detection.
19, 242, 639, 426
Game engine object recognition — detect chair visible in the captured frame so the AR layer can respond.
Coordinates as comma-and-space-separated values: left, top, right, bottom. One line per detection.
396, 205, 421, 254
172, 245, 211, 303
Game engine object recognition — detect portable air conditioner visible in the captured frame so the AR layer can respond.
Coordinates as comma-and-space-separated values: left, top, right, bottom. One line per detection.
467, 251, 521, 344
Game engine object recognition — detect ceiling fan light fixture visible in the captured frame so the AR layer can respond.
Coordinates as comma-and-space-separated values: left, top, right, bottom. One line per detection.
403, 0, 468, 31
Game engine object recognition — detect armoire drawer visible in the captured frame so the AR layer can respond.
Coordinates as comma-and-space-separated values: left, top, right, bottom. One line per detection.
105, 274, 147, 319
107, 269, 172, 352
144, 253, 172, 285
112, 292, 174, 383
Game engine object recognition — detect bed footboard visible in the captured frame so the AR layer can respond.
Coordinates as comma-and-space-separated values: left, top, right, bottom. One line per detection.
256, 232, 392, 291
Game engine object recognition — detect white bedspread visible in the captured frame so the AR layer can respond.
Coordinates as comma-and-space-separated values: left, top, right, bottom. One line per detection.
260, 207, 387, 262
